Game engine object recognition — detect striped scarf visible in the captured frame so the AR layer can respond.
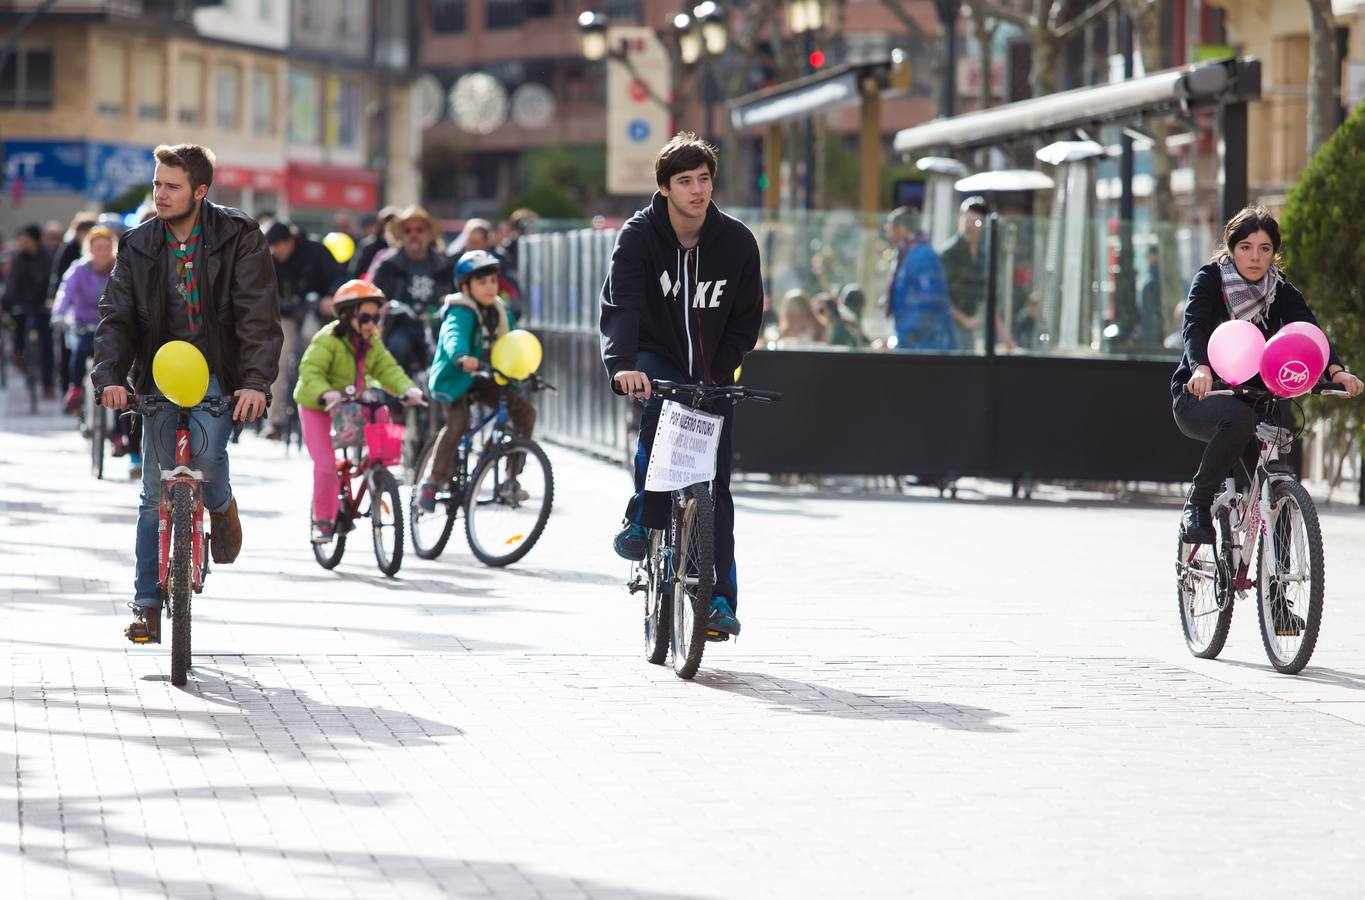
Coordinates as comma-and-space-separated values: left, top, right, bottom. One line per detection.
1218, 256, 1281, 325
166, 219, 203, 333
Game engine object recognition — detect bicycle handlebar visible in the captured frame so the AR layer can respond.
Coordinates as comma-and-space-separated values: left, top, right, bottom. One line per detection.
1191, 381, 1353, 399
127, 394, 236, 417
649, 379, 782, 404
473, 365, 558, 394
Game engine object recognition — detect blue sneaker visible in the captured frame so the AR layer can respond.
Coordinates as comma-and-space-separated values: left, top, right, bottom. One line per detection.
707, 595, 740, 638
613, 521, 648, 561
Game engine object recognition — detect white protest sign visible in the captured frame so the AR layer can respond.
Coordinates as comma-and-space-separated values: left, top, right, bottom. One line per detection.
644, 400, 724, 492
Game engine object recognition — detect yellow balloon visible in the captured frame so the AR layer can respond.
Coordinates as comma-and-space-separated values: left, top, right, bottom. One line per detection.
734, 365, 742, 381
490, 329, 543, 381
152, 340, 210, 408
323, 231, 356, 264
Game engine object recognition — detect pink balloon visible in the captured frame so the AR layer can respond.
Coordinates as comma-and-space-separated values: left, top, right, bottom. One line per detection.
1208, 319, 1266, 385
1260, 331, 1326, 398
1277, 321, 1331, 366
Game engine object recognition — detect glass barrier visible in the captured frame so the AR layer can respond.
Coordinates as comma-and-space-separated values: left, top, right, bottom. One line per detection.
518, 208, 1207, 362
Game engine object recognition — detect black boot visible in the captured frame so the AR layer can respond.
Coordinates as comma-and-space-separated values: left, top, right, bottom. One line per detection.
1180, 496, 1216, 545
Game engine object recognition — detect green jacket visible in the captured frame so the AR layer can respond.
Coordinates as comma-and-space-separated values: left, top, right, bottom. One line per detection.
293, 320, 415, 411
429, 293, 514, 403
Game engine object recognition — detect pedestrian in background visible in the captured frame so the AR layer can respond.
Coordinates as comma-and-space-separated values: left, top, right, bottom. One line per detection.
4, 223, 55, 397
882, 206, 954, 352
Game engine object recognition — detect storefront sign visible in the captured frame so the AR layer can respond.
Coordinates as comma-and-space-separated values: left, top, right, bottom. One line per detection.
286, 162, 379, 211
2, 140, 153, 202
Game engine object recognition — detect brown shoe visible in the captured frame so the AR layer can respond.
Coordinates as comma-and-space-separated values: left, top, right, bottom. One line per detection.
210, 497, 243, 564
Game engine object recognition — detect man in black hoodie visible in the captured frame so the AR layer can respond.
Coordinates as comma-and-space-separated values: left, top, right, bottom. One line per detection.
600, 133, 763, 638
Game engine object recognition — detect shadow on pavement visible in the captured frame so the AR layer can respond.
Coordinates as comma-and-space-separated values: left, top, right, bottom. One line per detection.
693, 669, 1013, 732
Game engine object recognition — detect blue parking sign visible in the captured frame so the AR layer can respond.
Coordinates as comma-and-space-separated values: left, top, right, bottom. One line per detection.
627, 120, 651, 143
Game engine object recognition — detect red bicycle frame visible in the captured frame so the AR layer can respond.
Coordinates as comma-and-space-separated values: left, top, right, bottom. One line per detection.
157, 409, 207, 591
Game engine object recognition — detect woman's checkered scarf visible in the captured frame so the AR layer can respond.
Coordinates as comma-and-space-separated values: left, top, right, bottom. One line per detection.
1218, 255, 1282, 325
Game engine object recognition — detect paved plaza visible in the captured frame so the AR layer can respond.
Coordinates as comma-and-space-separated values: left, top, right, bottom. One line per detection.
5, 377, 1365, 898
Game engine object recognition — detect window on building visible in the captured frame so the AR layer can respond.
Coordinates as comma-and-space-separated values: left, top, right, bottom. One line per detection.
601, 0, 641, 24
259, 0, 272, 19
486, 0, 526, 29
431, 0, 466, 32
340, 0, 361, 36
526, 0, 554, 17
252, 69, 276, 136
0, 45, 54, 110
332, 78, 360, 147
215, 64, 241, 131
96, 42, 127, 116
134, 51, 165, 120
299, 0, 320, 31
288, 69, 319, 144
178, 55, 204, 126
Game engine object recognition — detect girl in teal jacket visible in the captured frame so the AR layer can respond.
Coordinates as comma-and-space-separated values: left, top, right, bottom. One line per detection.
418, 250, 537, 510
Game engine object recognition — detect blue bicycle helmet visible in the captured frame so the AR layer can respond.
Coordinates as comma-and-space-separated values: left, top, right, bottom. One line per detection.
455, 249, 501, 283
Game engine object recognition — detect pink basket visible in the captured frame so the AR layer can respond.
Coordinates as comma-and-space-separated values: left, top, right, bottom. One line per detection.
364, 423, 405, 465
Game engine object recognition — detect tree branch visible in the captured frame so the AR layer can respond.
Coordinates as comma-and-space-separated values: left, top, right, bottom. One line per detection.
877, 0, 932, 45
1052, 0, 1119, 41
972, 0, 1033, 29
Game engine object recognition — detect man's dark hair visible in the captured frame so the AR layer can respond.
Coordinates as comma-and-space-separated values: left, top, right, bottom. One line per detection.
17, 223, 41, 244
264, 219, 297, 245
655, 132, 718, 188
153, 143, 217, 193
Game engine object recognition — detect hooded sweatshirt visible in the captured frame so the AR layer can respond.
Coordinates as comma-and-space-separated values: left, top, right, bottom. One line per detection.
429, 291, 513, 403
600, 193, 763, 386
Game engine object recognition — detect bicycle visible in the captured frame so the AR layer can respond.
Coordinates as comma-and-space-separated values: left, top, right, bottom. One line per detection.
311, 387, 410, 577
1176, 380, 1352, 674
122, 393, 234, 687
625, 378, 781, 679
408, 368, 555, 567
84, 370, 110, 479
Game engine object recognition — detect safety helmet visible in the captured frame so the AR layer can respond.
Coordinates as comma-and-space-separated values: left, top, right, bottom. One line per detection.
332, 279, 386, 315
455, 249, 501, 285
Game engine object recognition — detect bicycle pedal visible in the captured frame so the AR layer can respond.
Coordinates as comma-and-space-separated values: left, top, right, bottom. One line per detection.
705, 630, 730, 643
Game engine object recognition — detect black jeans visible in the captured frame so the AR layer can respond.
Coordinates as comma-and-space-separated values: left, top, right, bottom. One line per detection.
14, 310, 55, 389
1172, 392, 1284, 504
626, 351, 739, 608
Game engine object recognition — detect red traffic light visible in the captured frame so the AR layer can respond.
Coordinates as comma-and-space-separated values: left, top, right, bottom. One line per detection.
808, 50, 826, 69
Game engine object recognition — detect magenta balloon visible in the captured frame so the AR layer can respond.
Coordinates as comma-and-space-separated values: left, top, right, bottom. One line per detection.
1207, 319, 1265, 385
1277, 321, 1331, 366
1260, 331, 1326, 398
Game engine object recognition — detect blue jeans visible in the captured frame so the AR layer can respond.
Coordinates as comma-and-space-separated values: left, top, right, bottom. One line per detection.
134, 375, 234, 607
625, 351, 739, 609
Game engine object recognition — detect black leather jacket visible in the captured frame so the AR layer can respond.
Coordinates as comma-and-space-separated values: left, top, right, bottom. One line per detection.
92, 201, 283, 396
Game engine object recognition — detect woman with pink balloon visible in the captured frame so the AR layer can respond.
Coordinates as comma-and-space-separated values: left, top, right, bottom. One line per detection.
1171, 206, 1363, 546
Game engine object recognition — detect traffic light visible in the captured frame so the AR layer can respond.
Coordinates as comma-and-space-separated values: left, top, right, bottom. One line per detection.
808, 49, 826, 69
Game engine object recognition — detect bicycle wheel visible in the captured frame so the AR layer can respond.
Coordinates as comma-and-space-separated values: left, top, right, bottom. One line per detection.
312, 500, 348, 569
1176, 524, 1233, 659
168, 482, 194, 687
643, 528, 671, 665
87, 383, 107, 480
464, 437, 554, 567
1257, 479, 1325, 674
670, 484, 714, 680
409, 440, 458, 560
369, 465, 404, 577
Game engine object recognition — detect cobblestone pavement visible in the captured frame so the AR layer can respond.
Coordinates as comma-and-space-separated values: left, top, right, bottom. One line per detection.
5, 378, 1365, 898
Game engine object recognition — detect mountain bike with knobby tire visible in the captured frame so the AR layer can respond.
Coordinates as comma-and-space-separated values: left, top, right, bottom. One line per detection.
123, 394, 232, 686
1177, 381, 1350, 674
625, 379, 781, 680
312, 388, 412, 577
409, 368, 556, 567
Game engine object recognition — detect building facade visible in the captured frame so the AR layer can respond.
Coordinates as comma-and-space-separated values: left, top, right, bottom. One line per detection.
0, 0, 418, 235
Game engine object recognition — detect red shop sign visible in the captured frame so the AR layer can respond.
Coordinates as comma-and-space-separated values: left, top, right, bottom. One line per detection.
286, 163, 380, 211
215, 164, 285, 193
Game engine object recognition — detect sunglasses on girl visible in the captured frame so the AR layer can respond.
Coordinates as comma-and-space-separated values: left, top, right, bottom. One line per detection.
353, 312, 379, 325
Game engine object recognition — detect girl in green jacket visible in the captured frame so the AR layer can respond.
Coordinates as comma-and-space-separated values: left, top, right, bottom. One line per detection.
417, 250, 537, 511
295, 279, 424, 542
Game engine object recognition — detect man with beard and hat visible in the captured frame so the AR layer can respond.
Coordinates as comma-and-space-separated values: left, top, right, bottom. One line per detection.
366, 205, 455, 323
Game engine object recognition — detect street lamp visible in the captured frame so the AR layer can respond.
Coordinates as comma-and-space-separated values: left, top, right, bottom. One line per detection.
674, 14, 701, 66
785, 0, 823, 34
693, 1, 728, 55
577, 11, 609, 62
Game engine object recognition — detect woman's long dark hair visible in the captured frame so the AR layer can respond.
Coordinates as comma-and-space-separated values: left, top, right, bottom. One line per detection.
1211, 205, 1282, 266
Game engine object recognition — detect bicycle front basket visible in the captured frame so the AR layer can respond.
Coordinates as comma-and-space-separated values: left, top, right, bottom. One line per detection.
330, 401, 367, 449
